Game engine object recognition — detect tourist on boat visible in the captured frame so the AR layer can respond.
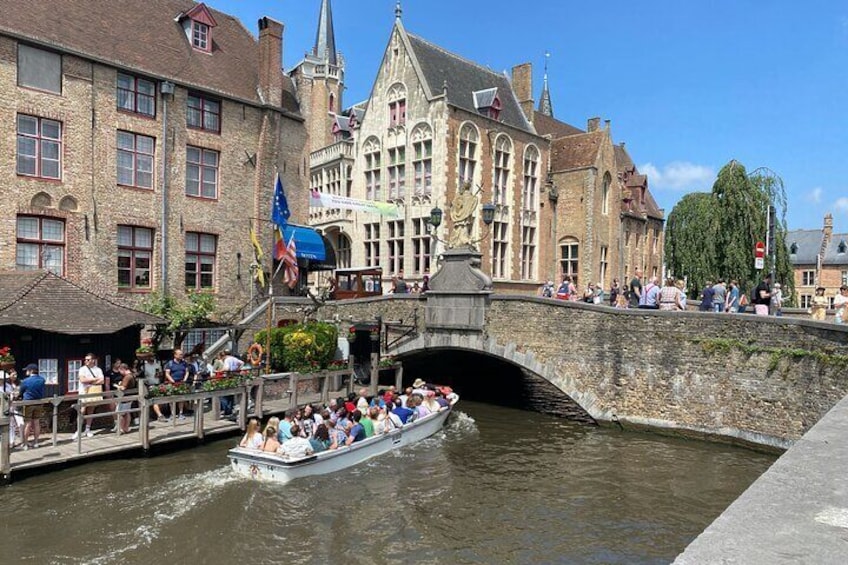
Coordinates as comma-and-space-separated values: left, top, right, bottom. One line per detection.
334, 407, 350, 432
300, 404, 317, 437
411, 378, 428, 396
309, 424, 332, 452
382, 402, 404, 432
434, 388, 451, 409
327, 422, 347, 449
345, 411, 367, 445
355, 387, 370, 413
344, 393, 357, 414
264, 417, 280, 437
261, 427, 280, 453
411, 394, 431, 419
239, 418, 263, 450
277, 424, 313, 458
398, 387, 412, 408
382, 386, 397, 404
360, 406, 378, 437
392, 399, 414, 424
277, 409, 295, 442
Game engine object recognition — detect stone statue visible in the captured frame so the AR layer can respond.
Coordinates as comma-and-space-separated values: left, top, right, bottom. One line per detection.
448, 181, 477, 248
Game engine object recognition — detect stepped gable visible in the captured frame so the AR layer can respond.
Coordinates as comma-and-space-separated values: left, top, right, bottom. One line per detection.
405, 32, 534, 133
0, 271, 164, 334
0, 0, 300, 114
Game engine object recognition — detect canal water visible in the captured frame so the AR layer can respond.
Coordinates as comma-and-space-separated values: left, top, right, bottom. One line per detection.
0, 401, 775, 564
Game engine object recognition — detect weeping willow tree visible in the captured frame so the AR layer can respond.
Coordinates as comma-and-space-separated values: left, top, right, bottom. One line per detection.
665, 160, 795, 302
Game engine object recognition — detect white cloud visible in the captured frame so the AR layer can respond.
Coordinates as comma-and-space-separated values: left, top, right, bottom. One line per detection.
807, 187, 823, 204
835, 197, 848, 212
639, 161, 715, 192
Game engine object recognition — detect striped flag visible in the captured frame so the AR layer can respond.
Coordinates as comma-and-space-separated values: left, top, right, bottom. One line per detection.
282, 232, 299, 289
273, 226, 286, 261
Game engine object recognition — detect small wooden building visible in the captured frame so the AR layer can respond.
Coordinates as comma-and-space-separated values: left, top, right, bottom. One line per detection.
0, 271, 164, 395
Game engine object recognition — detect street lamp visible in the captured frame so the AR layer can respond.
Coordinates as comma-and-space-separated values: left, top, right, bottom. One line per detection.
429, 207, 443, 230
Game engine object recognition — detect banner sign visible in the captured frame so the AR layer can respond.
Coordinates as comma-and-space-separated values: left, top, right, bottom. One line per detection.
310, 190, 399, 218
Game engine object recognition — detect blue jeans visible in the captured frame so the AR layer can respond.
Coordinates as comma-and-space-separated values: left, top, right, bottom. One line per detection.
713, 303, 723, 313
220, 396, 234, 415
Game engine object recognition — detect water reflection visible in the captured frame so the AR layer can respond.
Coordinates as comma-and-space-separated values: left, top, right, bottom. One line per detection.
0, 402, 774, 564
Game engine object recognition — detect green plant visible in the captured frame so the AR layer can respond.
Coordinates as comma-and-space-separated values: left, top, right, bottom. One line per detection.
255, 322, 338, 372
147, 382, 192, 398
0, 346, 15, 364
378, 356, 396, 368
141, 291, 216, 349
694, 337, 848, 371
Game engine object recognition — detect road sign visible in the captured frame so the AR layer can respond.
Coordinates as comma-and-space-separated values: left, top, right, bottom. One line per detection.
755, 257, 765, 270
755, 241, 765, 259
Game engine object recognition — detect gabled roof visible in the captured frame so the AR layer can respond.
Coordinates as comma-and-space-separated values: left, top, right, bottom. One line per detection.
550, 131, 604, 171
614, 143, 635, 173
787, 229, 824, 265
313, 0, 338, 66
0, 0, 300, 113
472, 87, 499, 110
182, 3, 217, 27
0, 271, 164, 335
823, 233, 848, 265
404, 31, 534, 133
532, 111, 583, 139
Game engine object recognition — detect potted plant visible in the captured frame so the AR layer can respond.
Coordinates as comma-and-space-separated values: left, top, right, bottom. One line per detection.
136, 338, 156, 361
0, 346, 15, 371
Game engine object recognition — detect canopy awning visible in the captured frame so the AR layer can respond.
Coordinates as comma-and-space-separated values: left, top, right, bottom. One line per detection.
282, 225, 326, 261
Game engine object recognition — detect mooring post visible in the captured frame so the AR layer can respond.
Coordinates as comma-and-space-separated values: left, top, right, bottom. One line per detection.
255, 376, 265, 419
0, 393, 11, 483
395, 364, 403, 392
139, 380, 150, 451
51, 396, 62, 447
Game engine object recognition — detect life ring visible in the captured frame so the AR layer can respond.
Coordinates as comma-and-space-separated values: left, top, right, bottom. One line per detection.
247, 343, 263, 365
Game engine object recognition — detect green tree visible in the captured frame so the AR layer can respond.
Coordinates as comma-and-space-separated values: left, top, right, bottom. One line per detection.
141, 291, 216, 350
665, 160, 795, 302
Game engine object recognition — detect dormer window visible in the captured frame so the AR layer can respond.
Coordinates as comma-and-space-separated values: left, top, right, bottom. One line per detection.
838, 240, 847, 254
790, 242, 798, 254
179, 3, 217, 54
473, 88, 501, 120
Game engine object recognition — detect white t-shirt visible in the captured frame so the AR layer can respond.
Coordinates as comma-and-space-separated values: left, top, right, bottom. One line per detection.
143, 360, 161, 385
277, 436, 313, 459
834, 294, 847, 315
224, 355, 244, 372
78, 365, 104, 394
240, 431, 263, 450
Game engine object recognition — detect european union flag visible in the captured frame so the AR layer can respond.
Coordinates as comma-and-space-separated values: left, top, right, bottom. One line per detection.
272, 174, 290, 229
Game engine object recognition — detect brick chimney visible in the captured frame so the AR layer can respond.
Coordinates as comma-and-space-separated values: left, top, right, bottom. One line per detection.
511, 63, 534, 122
587, 117, 600, 132
258, 16, 284, 107
823, 212, 834, 248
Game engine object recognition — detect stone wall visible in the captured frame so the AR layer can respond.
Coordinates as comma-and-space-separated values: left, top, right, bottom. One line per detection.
276, 294, 848, 447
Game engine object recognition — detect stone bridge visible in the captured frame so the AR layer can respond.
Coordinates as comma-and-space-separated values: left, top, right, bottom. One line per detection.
268, 294, 848, 449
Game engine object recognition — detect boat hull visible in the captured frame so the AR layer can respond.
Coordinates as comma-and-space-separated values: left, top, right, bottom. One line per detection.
228, 406, 453, 483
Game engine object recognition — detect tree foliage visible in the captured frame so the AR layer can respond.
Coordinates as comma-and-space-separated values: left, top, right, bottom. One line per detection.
141, 291, 217, 349
665, 160, 794, 302
255, 322, 338, 372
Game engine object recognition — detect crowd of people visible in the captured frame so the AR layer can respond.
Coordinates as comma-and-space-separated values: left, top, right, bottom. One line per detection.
238, 378, 456, 459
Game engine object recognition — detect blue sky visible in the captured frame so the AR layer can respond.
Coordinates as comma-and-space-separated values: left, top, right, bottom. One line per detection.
209, 0, 848, 231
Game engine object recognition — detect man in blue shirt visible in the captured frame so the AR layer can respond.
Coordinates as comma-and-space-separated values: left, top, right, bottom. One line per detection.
345, 410, 367, 445
391, 402, 414, 424
164, 349, 194, 421
19, 363, 45, 449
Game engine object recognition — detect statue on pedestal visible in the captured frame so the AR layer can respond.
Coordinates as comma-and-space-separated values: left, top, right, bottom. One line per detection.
448, 181, 477, 249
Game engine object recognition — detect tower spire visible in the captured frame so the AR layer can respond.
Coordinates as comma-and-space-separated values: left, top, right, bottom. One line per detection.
538, 51, 554, 117
395, 1, 403, 20
313, 0, 338, 66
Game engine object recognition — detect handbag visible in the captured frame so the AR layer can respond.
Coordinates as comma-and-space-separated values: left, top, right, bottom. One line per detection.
82, 367, 104, 403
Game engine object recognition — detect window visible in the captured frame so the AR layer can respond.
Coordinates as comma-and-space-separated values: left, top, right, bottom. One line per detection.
39, 359, 59, 386
492, 220, 509, 279
364, 139, 381, 201
843, 271, 848, 286
117, 73, 155, 117
599, 246, 609, 288
17, 44, 61, 93
522, 146, 539, 212
185, 232, 217, 290
458, 124, 478, 183
412, 125, 433, 196
117, 131, 154, 188
388, 221, 405, 274
829, 296, 836, 309
560, 240, 579, 288
117, 225, 153, 290
652, 234, 659, 255
800, 295, 812, 309
838, 240, 847, 254
186, 146, 219, 199
187, 93, 221, 132
16, 216, 65, 275
412, 218, 431, 275
802, 270, 816, 286
602, 172, 611, 215
520, 225, 535, 280
388, 83, 406, 127
183, 328, 227, 354
388, 147, 406, 199
17, 114, 61, 179
192, 21, 210, 51
493, 136, 512, 207
335, 233, 351, 269
365, 223, 381, 267
67, 359, 83, 394
790, 242, 799, 254
329, 93, 335, 112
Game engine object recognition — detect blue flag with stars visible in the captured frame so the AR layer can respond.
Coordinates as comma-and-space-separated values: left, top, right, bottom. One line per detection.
272, 173, 290, 229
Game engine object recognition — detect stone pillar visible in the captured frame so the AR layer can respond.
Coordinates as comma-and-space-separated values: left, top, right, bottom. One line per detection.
425, 246, 493, 331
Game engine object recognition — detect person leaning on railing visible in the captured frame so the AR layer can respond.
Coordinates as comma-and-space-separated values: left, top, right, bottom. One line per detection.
19, 363, 45, 450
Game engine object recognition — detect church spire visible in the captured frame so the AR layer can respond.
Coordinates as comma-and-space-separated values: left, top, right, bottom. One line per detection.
313, 0, 338, 66
538, 51, 554, 117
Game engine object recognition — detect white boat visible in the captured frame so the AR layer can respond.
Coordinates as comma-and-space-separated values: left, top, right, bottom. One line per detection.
228, 399, 457, 483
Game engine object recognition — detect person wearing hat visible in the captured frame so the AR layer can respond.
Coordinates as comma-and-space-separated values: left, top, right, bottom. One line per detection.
411, 378, 428, 396
19, 363, 45, 450
834, 285, 848, 325
810, 286, 828, 321
770, 282, 784, 316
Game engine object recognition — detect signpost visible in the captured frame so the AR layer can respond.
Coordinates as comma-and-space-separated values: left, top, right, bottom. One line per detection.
755, 241, 765, 270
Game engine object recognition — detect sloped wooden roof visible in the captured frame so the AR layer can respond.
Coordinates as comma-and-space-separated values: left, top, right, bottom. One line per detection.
0, 271, 164, 334
550, 131, 605, 171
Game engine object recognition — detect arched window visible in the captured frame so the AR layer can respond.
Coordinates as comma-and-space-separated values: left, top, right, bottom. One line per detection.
335, 232, 351, 268
493, 135, 512, 206
387, 83, 407, 127
520, 145, 540, 280
411, 123, 433, 196
458, 123, 478, 184
559, 238, 579, 288
363, 137, 382, 201
328, 93, 335, 113
602, 172, 611, 215
522, 145, 539, 212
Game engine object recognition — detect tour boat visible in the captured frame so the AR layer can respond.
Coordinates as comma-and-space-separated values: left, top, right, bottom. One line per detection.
228, 396, 458, 483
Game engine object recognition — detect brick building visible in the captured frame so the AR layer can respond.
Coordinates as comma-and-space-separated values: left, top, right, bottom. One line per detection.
787, 214, 848, 309
0, 0, 307, 317
302, 4, 664, 294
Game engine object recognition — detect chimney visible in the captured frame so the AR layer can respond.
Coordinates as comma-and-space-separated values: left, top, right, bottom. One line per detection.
511, 63, 534, 122
604, 119, 611, 131
258, 17, 284, 107
587, 117, 600, 132
824, 213, 834, 243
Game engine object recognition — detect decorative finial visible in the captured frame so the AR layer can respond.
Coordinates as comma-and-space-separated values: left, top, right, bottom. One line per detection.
443, 79, 448, 95
395, 1, 402, 20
